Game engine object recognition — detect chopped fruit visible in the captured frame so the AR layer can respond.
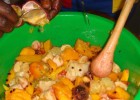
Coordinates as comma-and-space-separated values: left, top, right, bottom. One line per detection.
61, 47, 79, 61
120, 69, 129, 82
21, 1, 49, 26
29, 62, 45, 79
107, 86, 130, 100
44, 40, 52, 53
20, 47, 35, 56
5, 89, 31, 100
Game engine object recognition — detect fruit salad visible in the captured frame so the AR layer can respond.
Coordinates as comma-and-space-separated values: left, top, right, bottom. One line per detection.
4, 39, 130, 100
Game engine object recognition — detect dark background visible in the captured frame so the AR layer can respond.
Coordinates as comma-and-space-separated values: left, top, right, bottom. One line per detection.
4, 0, 140, 39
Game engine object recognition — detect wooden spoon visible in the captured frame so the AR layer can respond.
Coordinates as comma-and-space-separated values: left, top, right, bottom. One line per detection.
90, 0, 135, 78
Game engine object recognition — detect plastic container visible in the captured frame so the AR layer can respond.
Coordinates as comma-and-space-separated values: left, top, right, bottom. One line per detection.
0, 12, 140, 99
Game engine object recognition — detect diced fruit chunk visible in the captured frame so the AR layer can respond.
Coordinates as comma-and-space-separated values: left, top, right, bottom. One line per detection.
20, 47, 35, 56
29, 62, 45, 79
107, 86, 130, 100
120, 69, 129, 82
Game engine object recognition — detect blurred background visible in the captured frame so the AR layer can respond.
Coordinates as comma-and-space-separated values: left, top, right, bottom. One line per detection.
4, 0, 140, 39
61, 0, 140, 39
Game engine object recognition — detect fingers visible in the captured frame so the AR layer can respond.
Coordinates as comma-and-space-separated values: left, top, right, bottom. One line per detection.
48, 9, 58, 20
40, 0, 61, 20
51, 0, 61, 11
48, 0, 61, 20
0, 1, 18, 25
40, 0, 52, 10
0, 15, 14, 32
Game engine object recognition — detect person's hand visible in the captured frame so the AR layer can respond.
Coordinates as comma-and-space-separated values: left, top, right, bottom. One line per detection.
26, 0, 61, 20
18, 0, 61, 26
39, 0, 61, 20
0, 0, 61, 37
0, 0, 19, 37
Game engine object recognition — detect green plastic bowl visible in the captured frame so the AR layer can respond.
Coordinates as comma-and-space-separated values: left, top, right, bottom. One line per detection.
0, 12, 140, 99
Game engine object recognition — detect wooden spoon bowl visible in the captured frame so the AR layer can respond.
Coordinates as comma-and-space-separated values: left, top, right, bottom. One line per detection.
90, 0, 135, 78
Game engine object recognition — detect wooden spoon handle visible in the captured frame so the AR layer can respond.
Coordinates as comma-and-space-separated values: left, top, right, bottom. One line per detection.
90, 0, 135, 78
105, 0, 135, 53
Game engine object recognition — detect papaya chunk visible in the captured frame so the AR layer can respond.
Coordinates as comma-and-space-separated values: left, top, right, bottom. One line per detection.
61, 47, 79, 61
107, 86, 130, 100
120, 69, 129, 82
74, 39, 101, 59
44, 40, 52, 53
5, 89, 31, 100
16, 55, 42, 62
20, 47, 35, 56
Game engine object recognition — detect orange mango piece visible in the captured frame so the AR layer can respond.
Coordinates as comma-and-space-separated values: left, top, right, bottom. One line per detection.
29, 75, 34, 83
120, 69, 129, 82
60, 78, 74, 90
61, 47, 79, 61
90, 46, 101, 53
47, 59, 57, 71
44, 40, 52, 53
107, 86, 130, 100
16, 55, 42, 62
74, 39, 101, 59
25, 84, 34, 95
48, 66, 66, 80
108, 72, 118, 82
6, 69, 15, 85
52, 82, 72, 100
74, 39, 92, 58
5, 89, 31, 100
90, 93, 101, 100
29, 62, 45, 79
20, 47, 35, 56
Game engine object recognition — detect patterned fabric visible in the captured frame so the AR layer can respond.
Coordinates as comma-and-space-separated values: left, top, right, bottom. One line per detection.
61, 0, 125, 17
61, 0, 113, 17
